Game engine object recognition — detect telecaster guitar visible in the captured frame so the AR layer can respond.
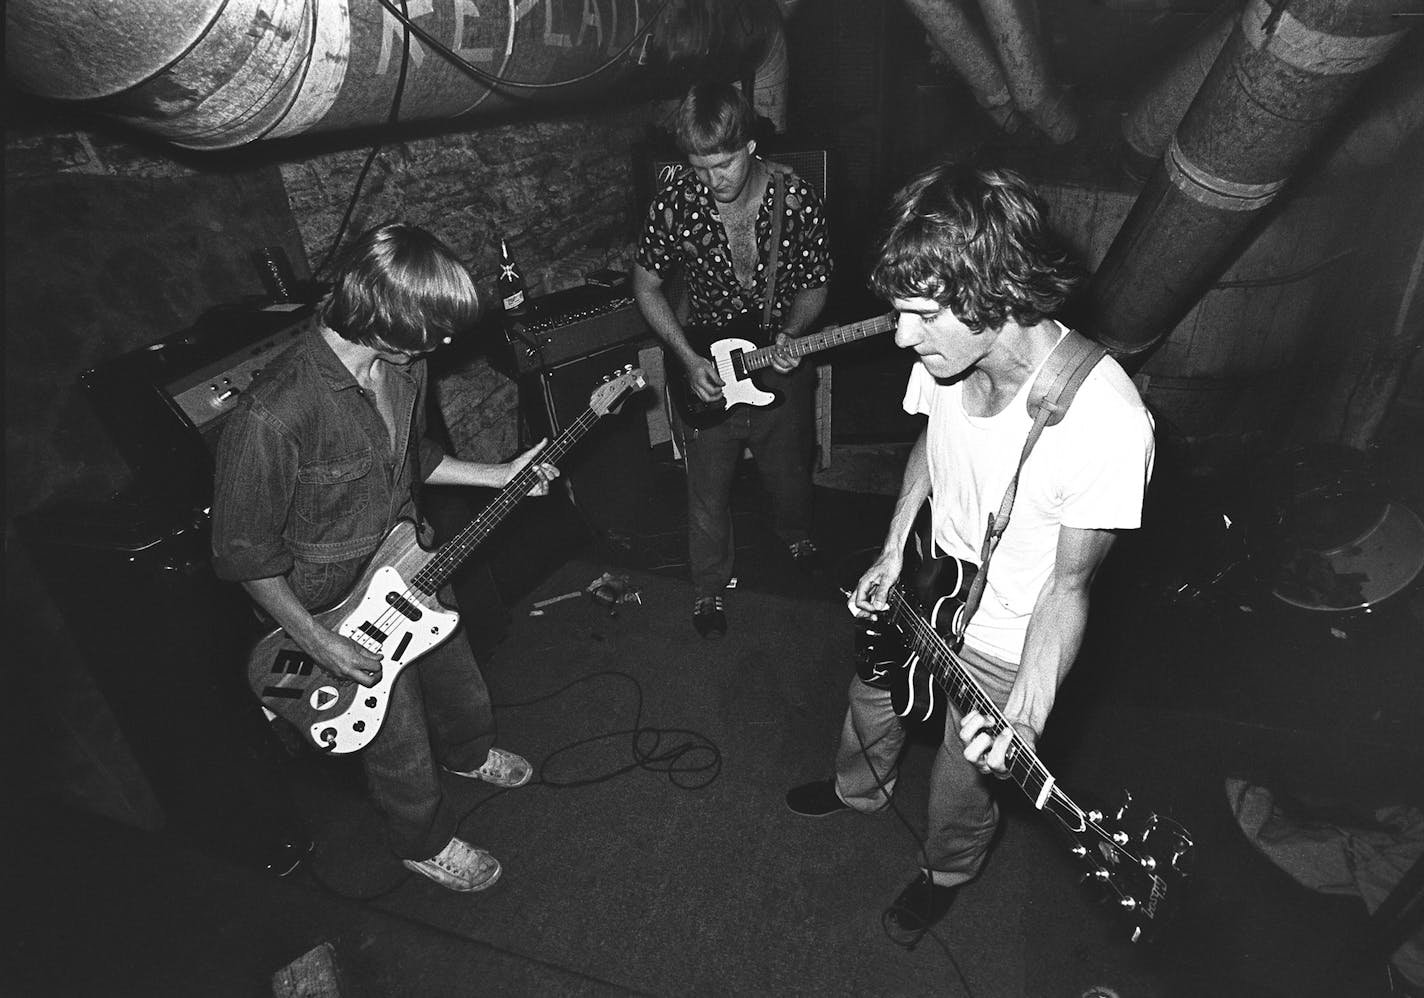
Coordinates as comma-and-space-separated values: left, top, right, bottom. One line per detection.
860, 573, 1195, 943
674, 312, 893, 429
246, 367, 647, 754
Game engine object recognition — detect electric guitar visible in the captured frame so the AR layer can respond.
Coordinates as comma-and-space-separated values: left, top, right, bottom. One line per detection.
856, 556, 1194, 943
246, 367, 647, 754
672, 312, 894, 429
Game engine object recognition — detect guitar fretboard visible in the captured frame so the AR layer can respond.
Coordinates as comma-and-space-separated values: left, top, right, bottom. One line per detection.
411, 377, 639, 594
741, 313, 894, 373
886, 585, 1084, 830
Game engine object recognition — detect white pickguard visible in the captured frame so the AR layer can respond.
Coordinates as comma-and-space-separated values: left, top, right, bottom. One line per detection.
307, 564, 458, 753
709, 337, 776, 410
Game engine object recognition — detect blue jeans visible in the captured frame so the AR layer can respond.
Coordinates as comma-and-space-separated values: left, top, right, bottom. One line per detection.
673, 364, 815, 597
833, 642, 1017, 887
362, 590, 496, 861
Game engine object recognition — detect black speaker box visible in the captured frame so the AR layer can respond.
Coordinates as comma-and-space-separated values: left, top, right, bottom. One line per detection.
18, 500, 309, 874
519, 341, 656, 553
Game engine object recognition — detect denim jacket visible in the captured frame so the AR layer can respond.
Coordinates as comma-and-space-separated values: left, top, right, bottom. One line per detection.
210, 322, 445, 610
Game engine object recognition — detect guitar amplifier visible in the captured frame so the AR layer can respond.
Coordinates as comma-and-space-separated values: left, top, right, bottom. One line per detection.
506, 284, 652, 374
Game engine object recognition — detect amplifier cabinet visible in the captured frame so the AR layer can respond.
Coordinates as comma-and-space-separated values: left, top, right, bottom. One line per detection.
80, 302, 316, 510
519, 341, 655, 544
507, 286, 651, 374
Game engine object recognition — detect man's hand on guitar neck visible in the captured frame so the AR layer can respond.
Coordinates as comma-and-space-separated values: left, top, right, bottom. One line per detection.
960, 710, 1036, 780
768, 331, 800, 374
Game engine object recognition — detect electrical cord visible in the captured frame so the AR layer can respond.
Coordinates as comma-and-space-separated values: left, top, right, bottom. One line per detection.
311, 0, 414, 281
842, 543, 978, 994
374, 0, 674, 93
300, 667, 721, 901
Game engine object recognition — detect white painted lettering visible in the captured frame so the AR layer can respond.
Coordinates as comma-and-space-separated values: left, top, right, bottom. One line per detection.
377, 0, 435, 75
454, 0, 494, 62
577, 0, 604, 48
544, 0, 572, 47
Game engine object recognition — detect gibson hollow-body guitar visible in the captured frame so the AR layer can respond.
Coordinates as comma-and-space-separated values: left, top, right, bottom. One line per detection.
247, 367, 647, 754
672, 312, 893, 429
856, 551, 1194, 942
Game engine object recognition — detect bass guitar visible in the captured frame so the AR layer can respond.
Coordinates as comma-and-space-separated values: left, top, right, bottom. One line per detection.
672, 312, 893, 429
857, 555, 1194, 943
246, 367, 647, 754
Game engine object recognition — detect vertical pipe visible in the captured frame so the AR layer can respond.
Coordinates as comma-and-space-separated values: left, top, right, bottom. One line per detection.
1120, 3, 1237, 181
901, 0, 1020, 132
977, 0, 1078, 143
1085, 0, 1418, 373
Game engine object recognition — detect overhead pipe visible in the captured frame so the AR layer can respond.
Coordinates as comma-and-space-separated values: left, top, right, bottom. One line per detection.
902, 0, 1021, 133
1085, 0, 1420, 374
4, 0, 652, 150
1120, 2, 1237, 182
1124, 5, 1424, 181
977, 0, 1078, 143
901, 0, 1076, 142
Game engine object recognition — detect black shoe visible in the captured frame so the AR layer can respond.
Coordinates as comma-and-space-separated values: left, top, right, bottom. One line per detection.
785, 779, 850, 817
883, 873, 959, 948
692, 595, 727, 639
787, 538, 823, 576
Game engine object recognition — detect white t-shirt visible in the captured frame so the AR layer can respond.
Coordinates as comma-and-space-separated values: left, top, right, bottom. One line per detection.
904, 332, 1155, 664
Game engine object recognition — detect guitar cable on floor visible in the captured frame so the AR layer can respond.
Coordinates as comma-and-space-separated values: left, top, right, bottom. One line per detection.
300, 668, 722, 902
848, 702, 979, 998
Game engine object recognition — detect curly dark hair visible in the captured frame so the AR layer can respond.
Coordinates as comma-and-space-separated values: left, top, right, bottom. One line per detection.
320, 221, 481, 353
869, 164, 1079, 332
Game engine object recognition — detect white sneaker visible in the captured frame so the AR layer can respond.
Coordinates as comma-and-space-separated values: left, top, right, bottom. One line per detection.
446, 747, 533, 788
402, 837, 501, 892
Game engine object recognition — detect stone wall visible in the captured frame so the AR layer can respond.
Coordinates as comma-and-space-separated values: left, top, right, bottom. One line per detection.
4, 101, 657, 828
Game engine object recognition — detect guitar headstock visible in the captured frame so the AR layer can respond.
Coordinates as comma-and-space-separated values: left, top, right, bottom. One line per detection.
1064, 789, 1194, 943
588, 366, 647, 416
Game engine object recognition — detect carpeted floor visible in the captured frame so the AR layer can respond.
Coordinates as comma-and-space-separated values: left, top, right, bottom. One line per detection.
10, 441, 1424, 997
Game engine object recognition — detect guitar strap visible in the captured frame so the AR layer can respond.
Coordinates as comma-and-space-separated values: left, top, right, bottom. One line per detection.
761, 165, 786, 333
952, 328, 1108, 650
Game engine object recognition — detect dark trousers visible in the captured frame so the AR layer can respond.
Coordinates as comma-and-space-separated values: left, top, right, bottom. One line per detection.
834, 643, 1018, 887
673, 364, 815, 597
362, 600, 496, 861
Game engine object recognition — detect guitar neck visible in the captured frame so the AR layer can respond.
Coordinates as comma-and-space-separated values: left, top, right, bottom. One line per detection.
886, 586, 1085, 831
410, 408, 600, 594
740, 313, 894, 373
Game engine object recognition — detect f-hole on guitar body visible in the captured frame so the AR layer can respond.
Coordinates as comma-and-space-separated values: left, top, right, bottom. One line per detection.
855, 525, 1195, 942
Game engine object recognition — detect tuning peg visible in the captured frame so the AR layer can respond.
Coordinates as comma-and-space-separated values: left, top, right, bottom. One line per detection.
1118, 897, 1138, 911
1112, 830, 1130, 846
1115, 790, 1134, 821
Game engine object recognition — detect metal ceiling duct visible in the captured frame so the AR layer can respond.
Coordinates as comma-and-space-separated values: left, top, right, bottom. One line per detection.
1086, 0, 1421, 373
4, 0, 654, 150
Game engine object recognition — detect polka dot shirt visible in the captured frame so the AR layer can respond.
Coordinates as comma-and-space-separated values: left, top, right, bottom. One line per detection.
635, 161, 832, 344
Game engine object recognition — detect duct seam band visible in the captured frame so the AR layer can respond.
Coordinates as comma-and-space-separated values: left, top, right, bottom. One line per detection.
1167, 136, 1283, 211
267, 0, 352, 140
1242, 0, 1404, 75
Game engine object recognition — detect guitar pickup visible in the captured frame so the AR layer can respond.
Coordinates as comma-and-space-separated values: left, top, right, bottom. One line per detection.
385, 591, 423, 621
359, 621, 389, 643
